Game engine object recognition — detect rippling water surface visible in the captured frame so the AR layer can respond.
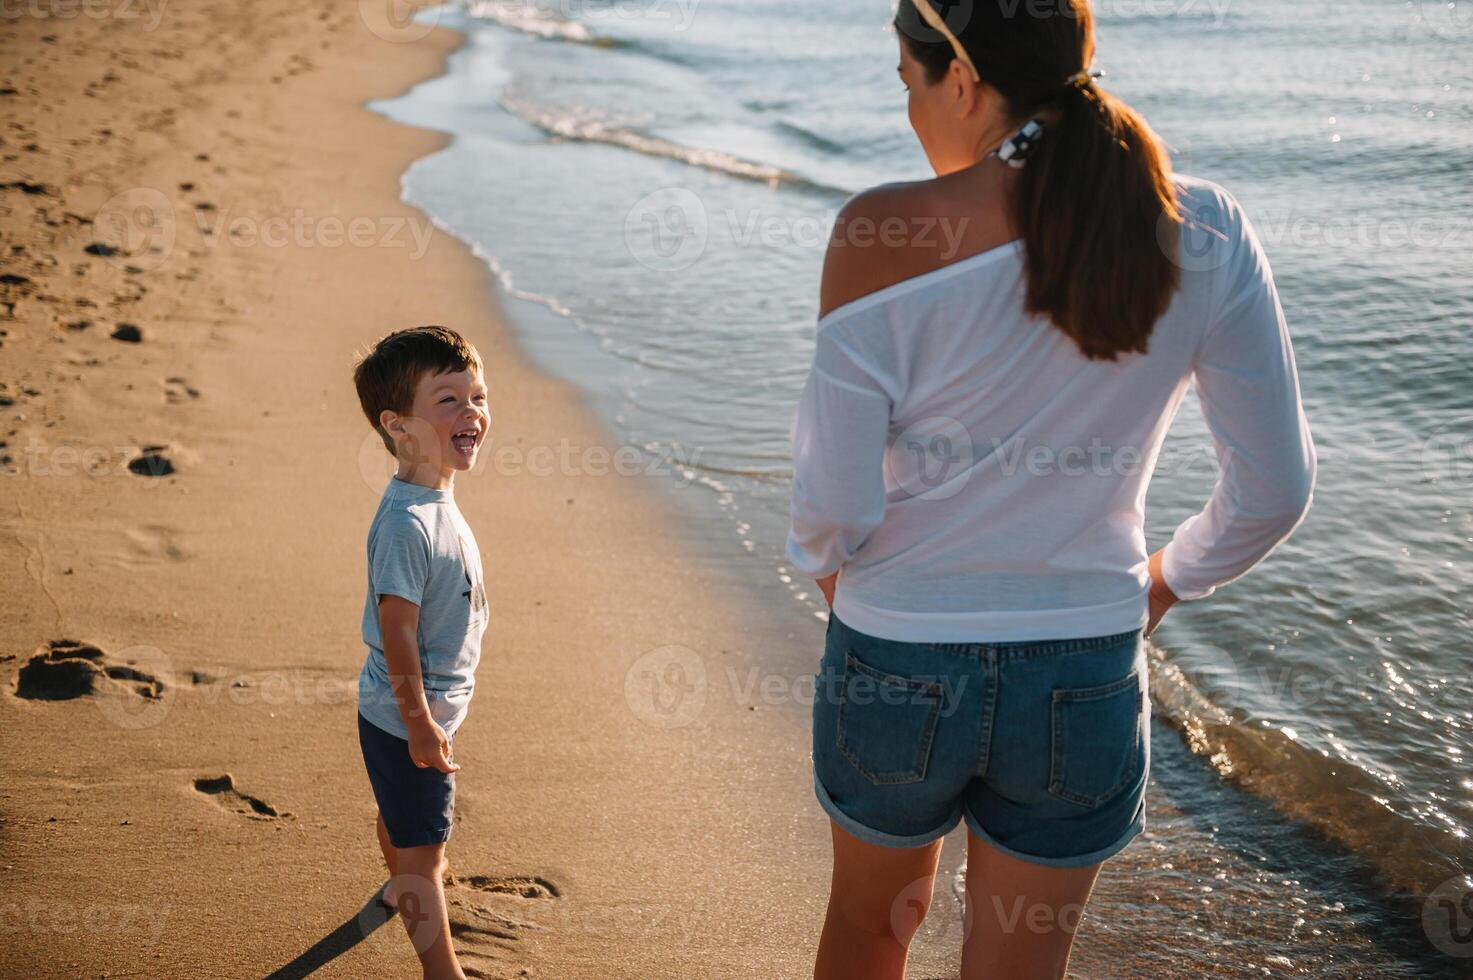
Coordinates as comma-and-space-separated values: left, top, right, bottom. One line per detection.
375, 0, 1473, 969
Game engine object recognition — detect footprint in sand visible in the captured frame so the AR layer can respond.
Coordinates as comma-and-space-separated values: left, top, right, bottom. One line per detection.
193, 773, 291, 820
14, 639, 165, 701
371, 872, 559, 977
444, 873, 561, 979
13, 639, 175, 729
127, 445, 175, 477
123, 523, 188, 565
163, 376, 200, 403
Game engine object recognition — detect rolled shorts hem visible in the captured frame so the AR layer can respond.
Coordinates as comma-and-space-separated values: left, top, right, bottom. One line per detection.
814, 773, 962, 849
961, 806, 1144, 869
385, 825, 454, 850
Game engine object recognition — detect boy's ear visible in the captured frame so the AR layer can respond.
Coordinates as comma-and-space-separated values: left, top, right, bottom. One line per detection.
378, 408, 403, 441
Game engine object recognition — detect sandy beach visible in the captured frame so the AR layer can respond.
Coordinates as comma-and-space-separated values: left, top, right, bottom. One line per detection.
2, 2, 1464, 979
0, 3, 842, 976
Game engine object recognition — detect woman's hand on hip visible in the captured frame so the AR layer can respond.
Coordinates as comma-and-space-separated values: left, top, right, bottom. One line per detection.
817, 572, 837, 608
1146, 549, 1180, 638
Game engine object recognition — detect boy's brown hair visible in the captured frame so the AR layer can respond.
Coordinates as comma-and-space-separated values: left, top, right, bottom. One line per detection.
354, 325, 482, 455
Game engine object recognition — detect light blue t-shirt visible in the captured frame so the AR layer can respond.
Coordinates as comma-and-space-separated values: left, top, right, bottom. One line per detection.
358, 477, 487, 739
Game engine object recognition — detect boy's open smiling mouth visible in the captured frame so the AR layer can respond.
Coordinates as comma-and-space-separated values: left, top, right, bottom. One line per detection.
451, 427, 482, 456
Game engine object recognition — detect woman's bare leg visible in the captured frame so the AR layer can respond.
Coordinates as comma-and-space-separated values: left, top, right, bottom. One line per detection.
960, 831, 1101, 980
815, 820, 944, 980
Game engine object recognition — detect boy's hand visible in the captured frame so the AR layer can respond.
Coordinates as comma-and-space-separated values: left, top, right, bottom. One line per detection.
407, 719, 459, 773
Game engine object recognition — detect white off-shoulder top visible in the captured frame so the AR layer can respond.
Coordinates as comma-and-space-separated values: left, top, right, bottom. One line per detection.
786, 176, 1316, 642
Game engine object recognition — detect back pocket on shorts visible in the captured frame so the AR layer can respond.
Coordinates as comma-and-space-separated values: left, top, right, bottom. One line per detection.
836, 651, 943, 786
1048, 670, 1145, 808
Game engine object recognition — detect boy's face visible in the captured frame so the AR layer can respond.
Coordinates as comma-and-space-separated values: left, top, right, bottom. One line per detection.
381, 365, 489, 482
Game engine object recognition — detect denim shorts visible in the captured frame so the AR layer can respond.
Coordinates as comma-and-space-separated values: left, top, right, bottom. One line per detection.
358, 711, 456, 849
813, 613, 1149, 867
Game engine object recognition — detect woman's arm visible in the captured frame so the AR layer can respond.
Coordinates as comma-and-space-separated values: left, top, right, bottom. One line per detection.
785, 350, 892, 587
786, 196, 901, 595
1159, 194, 1317, 603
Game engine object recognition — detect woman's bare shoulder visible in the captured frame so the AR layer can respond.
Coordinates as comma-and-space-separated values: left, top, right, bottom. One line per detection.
819, 177, 1012, 318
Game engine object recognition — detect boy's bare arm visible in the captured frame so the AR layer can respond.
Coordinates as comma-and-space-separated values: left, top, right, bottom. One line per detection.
378, 594, 459, 773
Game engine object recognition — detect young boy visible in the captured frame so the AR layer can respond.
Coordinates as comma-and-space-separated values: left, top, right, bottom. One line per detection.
352, 325, 489, 980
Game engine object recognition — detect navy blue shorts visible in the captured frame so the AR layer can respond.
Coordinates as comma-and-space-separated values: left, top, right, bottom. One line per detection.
358, 711, 456, 849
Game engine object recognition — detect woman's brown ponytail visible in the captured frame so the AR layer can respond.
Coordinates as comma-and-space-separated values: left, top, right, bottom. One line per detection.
896, 0, 1182, 361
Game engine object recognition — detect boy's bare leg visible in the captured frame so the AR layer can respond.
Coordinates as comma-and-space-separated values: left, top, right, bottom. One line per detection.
375, 813, 400, 907
393, 841, 464, 980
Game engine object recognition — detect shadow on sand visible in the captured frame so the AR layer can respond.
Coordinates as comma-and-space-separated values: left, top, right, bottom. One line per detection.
264, 884, 396, 979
